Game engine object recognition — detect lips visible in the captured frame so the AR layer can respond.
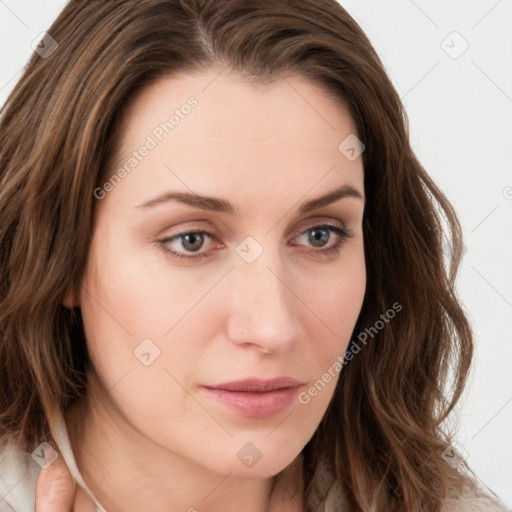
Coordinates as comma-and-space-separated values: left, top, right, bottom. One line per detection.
205, 377, 302, 392
201, 377, 303, 418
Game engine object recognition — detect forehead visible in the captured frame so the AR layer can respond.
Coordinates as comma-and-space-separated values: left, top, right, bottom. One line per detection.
116, 66, 358, 155
102, 67, 364, 211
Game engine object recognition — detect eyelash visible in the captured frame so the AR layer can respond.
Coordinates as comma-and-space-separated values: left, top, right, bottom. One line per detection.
156, 223, 354, 261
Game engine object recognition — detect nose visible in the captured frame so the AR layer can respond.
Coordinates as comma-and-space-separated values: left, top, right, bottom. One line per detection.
225, 248, 301, 355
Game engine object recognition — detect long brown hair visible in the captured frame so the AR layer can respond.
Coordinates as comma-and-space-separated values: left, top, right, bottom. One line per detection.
0, 1, 473, 510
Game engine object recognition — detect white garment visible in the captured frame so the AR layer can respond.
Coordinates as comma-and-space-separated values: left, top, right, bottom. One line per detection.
0, 418, 508, 512
0, 414, 106, 512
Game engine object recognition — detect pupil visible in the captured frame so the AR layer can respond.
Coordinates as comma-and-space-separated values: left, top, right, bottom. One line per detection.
183, 233, 203, 252
309, 228, 329, 247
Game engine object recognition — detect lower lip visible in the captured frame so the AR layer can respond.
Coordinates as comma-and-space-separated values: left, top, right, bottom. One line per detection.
201, 385, 300, 418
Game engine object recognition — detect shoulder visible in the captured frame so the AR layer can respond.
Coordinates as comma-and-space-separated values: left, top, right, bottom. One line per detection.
322, 470, 508, 512
442, 478, 509, 512
0, 439, 42, 512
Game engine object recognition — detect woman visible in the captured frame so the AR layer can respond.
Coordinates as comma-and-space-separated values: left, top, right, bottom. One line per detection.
0, 0, 507, 511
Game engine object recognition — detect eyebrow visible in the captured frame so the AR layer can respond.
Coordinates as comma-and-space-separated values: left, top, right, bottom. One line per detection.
135, 184, 364, 215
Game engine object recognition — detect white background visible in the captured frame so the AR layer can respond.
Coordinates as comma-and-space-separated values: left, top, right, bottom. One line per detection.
0, 0, 510, 508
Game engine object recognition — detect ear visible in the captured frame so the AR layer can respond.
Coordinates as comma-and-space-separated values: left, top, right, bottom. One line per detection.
63, 286, 79, 309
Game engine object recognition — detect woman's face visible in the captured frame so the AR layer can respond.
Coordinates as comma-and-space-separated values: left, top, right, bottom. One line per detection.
74, 67, 366, 478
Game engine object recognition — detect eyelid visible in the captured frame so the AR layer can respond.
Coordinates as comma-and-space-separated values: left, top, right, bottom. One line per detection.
156, 217, 354, 261
288, 217, 348, 239
159, 216, 349, 244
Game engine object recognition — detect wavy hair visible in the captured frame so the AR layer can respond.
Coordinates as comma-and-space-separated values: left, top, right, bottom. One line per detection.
0, 1, 473, 510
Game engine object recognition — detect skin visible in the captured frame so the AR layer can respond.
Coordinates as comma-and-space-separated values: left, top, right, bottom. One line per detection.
39, 66, 366, 511
35, 443, 96, 512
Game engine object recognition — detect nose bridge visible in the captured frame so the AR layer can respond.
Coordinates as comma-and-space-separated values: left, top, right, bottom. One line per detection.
225, 242, 300, 351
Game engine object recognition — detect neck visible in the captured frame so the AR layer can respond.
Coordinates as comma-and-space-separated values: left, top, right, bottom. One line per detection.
65, 374, 304, 512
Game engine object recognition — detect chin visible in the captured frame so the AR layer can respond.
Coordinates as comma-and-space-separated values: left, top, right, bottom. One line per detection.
204, 444, 302, 480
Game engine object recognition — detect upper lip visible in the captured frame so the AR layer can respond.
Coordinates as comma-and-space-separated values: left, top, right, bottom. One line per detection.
204, 377, 302, 392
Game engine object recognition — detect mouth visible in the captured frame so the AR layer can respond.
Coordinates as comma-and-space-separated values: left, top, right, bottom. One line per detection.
201, 377, 303, 418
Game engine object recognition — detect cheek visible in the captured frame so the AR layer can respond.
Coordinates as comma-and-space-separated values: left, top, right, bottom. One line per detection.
81, 237, 212, 343
79, 254, 195, 436
305, 247, 366, 357
295, 267, 365, 416
78, 236, 222, 410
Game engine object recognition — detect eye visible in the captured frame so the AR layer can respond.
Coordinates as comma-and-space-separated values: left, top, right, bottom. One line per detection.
157, 230, 215, 260
291, 224, 354, 258
157, 223, 354, 261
